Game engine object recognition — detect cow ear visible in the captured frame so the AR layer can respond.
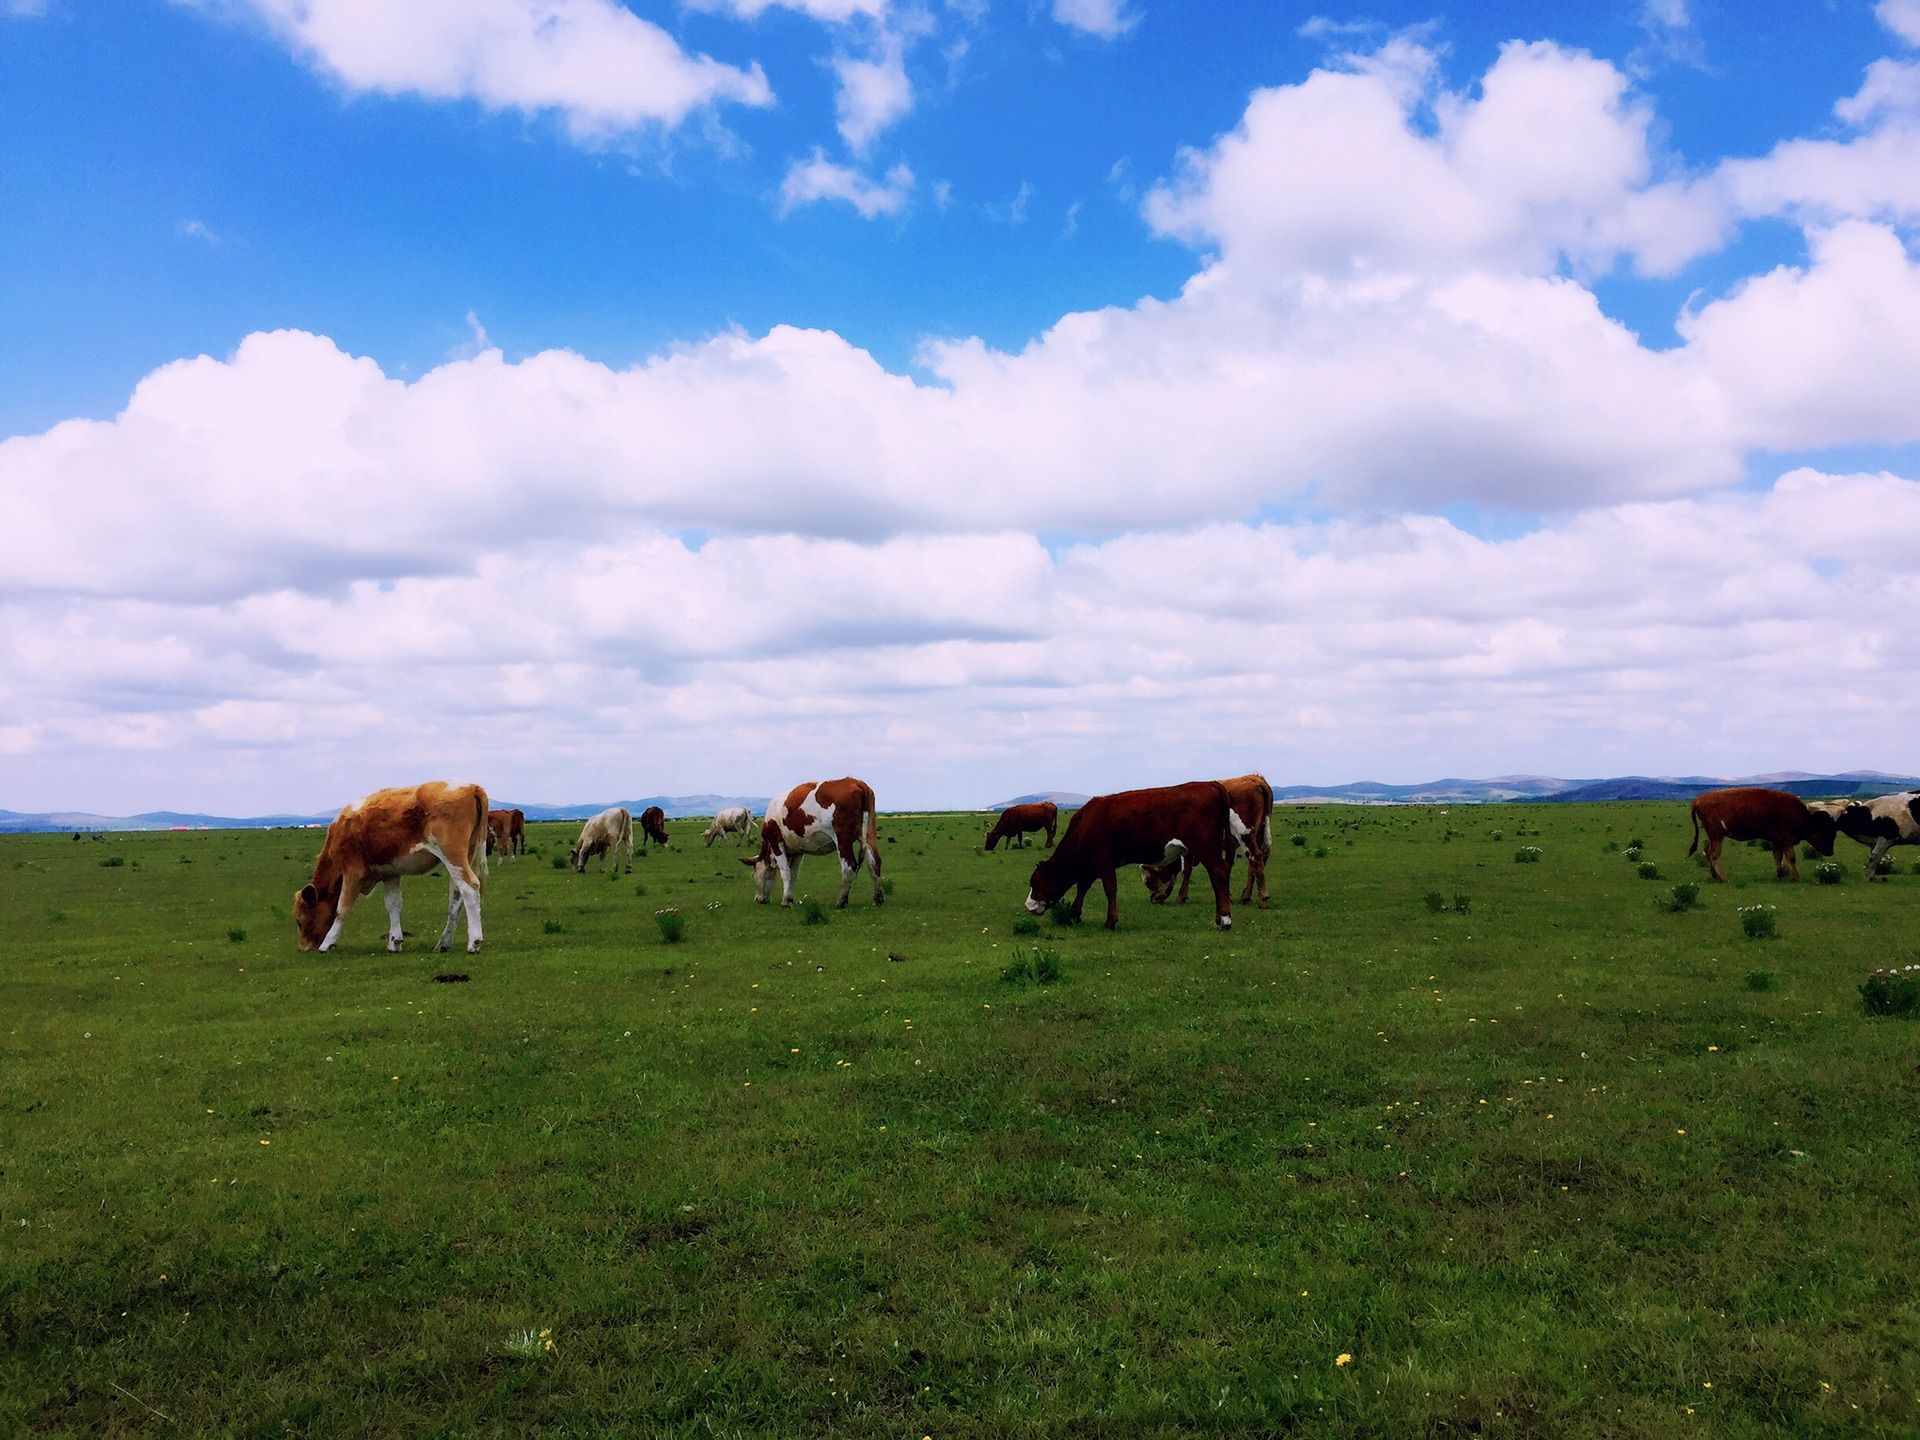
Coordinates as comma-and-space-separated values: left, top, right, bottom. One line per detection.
298, 884, 317, 905
740, 856, 759, 866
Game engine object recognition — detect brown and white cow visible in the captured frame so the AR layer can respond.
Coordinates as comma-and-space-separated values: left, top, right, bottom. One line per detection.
1025, 781, 1235, 931
1830, 791, 1920, 877
742, 778, 883, 908
1145, 772, 1275, 908
985, 801, 1058, 851
703, 806, 756, 846
572, 807, 633, 874
638, 805, 670, 849
1688, 786, 1838, 882
294, 781, 488, 953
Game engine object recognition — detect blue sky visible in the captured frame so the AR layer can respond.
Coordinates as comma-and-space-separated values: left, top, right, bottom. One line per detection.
4, 0, 1920, 811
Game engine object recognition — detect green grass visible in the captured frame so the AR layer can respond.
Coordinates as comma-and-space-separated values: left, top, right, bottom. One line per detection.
4, 805, 1920, 1435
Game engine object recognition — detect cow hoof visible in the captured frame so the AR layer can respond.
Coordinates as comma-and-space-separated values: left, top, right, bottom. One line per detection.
873, 893, 885, 906
836, 899, 849, 910
1216, 916, 1232, 930
467, 940, 483, 953
388, 939, 402, 953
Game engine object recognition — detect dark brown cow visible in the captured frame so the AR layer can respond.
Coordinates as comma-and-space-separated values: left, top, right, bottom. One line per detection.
985, 801, 1058, 851
1146, 772, 1275, 908
505, 808, 526, 855
1688, 786, 1838, 881
1025, 781, 1234, 931
742, 778, 883, 908
294, 781, 488, 953
639, 805, 670, 849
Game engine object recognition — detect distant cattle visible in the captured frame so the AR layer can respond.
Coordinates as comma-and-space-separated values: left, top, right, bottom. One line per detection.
1144, 772, 1274, 909
294, 781, 488, 953
743, 778, 883, 909
985, 801, 1057, 851
1688, 787, 1838, 882
703, 806, 756, 846
638, 805, 670, 849
572, 807, 633, 874
485, 808, 520, 861
505, 808, 526, 855
1831, 791, 1920, 876
1025, 781, 1234, 931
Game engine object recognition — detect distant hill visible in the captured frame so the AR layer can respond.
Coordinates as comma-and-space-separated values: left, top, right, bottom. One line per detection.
9, 774, 1920, 833
0, 795, 767, 835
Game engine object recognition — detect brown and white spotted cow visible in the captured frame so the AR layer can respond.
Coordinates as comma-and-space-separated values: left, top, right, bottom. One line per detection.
638, 805, 670, 849
985, 801, 1058, 851
294, 781, 489, 953
1145, 772, 1275, 908
1688, 786, 1838, 882
742, 778, 883, 909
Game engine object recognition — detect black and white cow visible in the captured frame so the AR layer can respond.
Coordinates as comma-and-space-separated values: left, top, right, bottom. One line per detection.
1831, 792, 1920, 877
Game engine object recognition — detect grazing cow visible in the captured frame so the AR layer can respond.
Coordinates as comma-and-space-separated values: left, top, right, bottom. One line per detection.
485, 808, 517, 861
985, 801, 1058, 851
1830, 791, 1920, 876
572, 807, 633, 874
638, 805, 670, 849
1025, 781, 1235, 931
1145, 772, 1275, 909
703, 806, 756, 846
294, 781, 488, 953
742, 778, 883, 908
1688, 786, 1838, 882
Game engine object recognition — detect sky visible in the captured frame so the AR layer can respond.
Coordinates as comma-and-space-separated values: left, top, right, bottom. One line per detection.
3, 0, 1920, 814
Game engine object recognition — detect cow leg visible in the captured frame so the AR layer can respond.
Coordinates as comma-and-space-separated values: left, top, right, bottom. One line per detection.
1100, 870, 1120, 930
1706, 833, 1727, 882
777, 852, 798, 907
1244, 845, 1270, 907
445, 865, 484, 951
1868, 836, 1894, 878
1205, 857, 1234, 930
1069, 880, 1091, 922
1778, 843, 1798, 881
317, 890, 357, 953
383, 881, 404, 952
835, 847, 857, 908
1176, 854, 1194, 904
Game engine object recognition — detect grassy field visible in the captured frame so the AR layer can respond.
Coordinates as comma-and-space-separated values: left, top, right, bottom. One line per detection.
4, 802, 1919, 1437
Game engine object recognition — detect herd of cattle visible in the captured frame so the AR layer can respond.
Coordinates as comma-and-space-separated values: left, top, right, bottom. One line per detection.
288, 776, 1920, 953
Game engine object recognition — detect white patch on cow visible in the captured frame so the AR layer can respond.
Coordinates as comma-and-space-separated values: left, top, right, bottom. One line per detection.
383, 881, 404, 951
1024, 890, 1045, 915
1216, 914, 1232, 929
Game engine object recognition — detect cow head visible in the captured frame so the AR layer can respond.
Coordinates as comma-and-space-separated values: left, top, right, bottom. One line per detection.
983, 823, 1001, 853
293, 875, 342, 951
570, 840, 593, 873
1804, 806, 1839, 855
1024, 856, 1065, 914
1140, 839, 1187, 903
741, 823, 780, 902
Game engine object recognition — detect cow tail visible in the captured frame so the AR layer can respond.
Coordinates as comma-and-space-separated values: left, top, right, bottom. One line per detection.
1258, 775, 1274, 857
473, 786, 490, 884
1687, 803, 1700, 858
864, 783, 880, 855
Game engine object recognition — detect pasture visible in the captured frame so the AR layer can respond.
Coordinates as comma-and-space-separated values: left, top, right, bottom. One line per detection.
3, 803, 1918, 1437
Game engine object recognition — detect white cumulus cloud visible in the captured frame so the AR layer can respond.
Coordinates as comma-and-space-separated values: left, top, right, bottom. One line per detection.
1053, 0, 1138, 39
779, 151, 914, 216
205, 0, 772, 139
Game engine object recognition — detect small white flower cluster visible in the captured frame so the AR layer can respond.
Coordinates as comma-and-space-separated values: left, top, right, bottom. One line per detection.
1736, 903, 1777, 915
654, 907, 680, 917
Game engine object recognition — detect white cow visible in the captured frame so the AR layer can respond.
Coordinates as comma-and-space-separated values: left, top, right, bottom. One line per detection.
572, 807, 633, 874
1833, 792, 1920, 877
703, 806, 756, 847
743, 778, 883, 908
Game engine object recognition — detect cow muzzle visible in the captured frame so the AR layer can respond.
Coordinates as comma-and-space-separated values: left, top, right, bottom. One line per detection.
1023, 891, 1045, 915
